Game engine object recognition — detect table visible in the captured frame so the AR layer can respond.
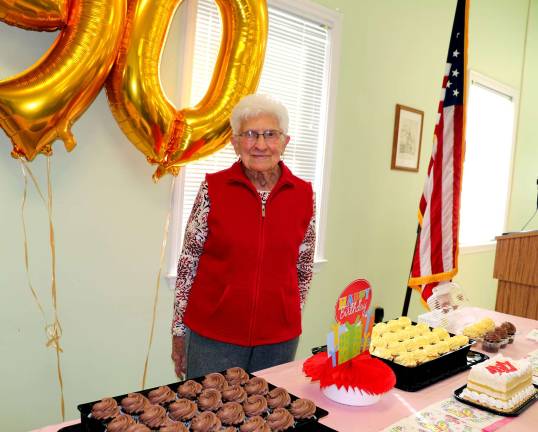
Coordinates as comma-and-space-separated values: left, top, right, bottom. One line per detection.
32, 308, 538, 432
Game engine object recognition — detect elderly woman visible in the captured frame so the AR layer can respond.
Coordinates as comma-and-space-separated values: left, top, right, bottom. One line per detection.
171, 94, 316, 378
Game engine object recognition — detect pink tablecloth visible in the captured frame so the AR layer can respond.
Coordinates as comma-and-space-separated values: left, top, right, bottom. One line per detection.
33, 307, 538, 432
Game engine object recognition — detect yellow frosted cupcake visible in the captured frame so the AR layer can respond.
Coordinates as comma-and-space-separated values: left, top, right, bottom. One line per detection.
397, 316, 412, 327
415, 323, 430, 335
387, 341, 404, 357
448, 335, 469, 350
395, 329, 412, 342
453, 334, 469, 347
463, 325, 481, 339
412, 349, 428, 364
405, 338, 422, 351
432, 327, 450, 341
426, 333, 440, 345
372, 347, 392, 359
394, 352, 417, 367
435, 341, 450, 354
415, 335, 430, 348
386, 320, 403, 332
370, 335, 386, 349
381, 332, 398, 344
372, 322, 389, 337
480, 317, 496, 332
423, 344, 440, 357
407, 327, 421, 338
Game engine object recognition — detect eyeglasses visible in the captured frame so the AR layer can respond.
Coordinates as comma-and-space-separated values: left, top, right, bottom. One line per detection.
236, 129, 284, 143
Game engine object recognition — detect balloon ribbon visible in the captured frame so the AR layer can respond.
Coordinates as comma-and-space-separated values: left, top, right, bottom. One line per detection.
20, 158, 65, 420
142, 176, 176, 388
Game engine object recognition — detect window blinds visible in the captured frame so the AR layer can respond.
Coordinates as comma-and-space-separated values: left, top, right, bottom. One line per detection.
180, 0, 331, 242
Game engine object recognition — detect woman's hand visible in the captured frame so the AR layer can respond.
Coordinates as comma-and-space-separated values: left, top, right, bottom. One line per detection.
172, 335, 186, 378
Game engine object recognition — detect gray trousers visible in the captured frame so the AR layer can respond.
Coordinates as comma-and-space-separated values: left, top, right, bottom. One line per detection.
185, 328, 299, 379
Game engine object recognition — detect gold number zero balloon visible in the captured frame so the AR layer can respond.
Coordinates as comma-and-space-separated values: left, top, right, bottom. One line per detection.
0, 0, 67, 30
106, 0, 268, 180
0, 0, 126, 160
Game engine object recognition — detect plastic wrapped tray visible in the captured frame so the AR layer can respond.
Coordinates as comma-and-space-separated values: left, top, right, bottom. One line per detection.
454, 384, 538, 416
77, 371, 329, 432
372, 347, 487, 392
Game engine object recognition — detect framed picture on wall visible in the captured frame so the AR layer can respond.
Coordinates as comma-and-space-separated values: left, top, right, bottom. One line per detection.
391, 104, 424, 172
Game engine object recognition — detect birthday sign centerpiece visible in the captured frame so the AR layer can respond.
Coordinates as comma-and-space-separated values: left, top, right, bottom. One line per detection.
303, 279, 396, 406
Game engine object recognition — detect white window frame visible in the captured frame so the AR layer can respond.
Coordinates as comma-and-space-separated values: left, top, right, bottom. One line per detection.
459, 70, 518, 254
165, 0, 342, 287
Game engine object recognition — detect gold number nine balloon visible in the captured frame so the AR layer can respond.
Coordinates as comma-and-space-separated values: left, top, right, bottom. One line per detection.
106, 0, 268, 180
0, 0, 126, 160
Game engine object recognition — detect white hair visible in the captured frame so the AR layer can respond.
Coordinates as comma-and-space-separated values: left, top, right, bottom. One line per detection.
230, 94, 289, 134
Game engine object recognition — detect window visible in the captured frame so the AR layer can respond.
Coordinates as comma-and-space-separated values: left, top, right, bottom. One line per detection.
166, 0, 341, 283
459, 71, 516, 248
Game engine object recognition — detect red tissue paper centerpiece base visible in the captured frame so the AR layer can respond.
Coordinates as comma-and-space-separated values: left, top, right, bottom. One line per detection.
303, 351, 396, 406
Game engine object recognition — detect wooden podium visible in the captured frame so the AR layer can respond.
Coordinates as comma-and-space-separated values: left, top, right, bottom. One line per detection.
493, 230, 538, 319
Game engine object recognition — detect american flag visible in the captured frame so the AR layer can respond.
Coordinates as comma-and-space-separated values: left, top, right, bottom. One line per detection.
408, 0, 468, 303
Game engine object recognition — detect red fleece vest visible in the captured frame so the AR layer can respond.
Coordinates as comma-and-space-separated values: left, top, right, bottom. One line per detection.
183, 161, 313, 346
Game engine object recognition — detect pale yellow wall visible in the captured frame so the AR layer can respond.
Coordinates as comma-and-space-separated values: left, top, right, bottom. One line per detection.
0, 1, 535, 430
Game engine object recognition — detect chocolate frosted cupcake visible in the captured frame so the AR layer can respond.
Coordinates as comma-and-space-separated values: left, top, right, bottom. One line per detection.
240, 416, 271, 432
159, 419, 188, 432
190, 411, 222, 432
139, 404, 167, 429
244, 377, 269, 396
222, 384, 247, 403
197, 388, 223, 412
202, 372, 228, 391
121, 393, 151, 415
266, 407, 294, 431
217, 402, 245, 426
266, 387, 291, 409
125, 425, 151, 432
225, 367, 249, 386
168, 398, 198, 422
495, 326, 509, 348
289, 398, 316, 420
148, 386, 176, 406
243, 395, 268, 417
91, 397, 120, 421
501, 321, 516, 343
106, 414, 135, 432
482, 331, 501, 353
177, 380, 203, 399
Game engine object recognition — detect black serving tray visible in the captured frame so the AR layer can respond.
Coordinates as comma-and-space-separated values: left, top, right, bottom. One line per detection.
77, 371, 329, 432
372, 347, 487, 392
454, 384, 538, 417
58, 425, 82, 432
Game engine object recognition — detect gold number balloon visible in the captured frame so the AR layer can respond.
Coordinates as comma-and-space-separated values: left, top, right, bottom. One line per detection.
0, 0, 126, 160
106, 0, 268, 180
0, 0, 67, 30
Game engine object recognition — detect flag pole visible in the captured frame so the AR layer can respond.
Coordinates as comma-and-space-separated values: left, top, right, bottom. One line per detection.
402, 224, 420, 316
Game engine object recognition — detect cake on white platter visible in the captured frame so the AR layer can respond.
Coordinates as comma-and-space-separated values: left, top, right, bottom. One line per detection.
460, 354, 536, 412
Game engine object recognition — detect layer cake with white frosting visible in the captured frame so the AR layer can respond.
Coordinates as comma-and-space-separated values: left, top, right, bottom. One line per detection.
461, 354, 536, 412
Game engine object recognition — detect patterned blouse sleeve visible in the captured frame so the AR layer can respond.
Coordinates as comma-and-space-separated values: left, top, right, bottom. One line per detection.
298, 193, 316, 309
172, 181, 210, 336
